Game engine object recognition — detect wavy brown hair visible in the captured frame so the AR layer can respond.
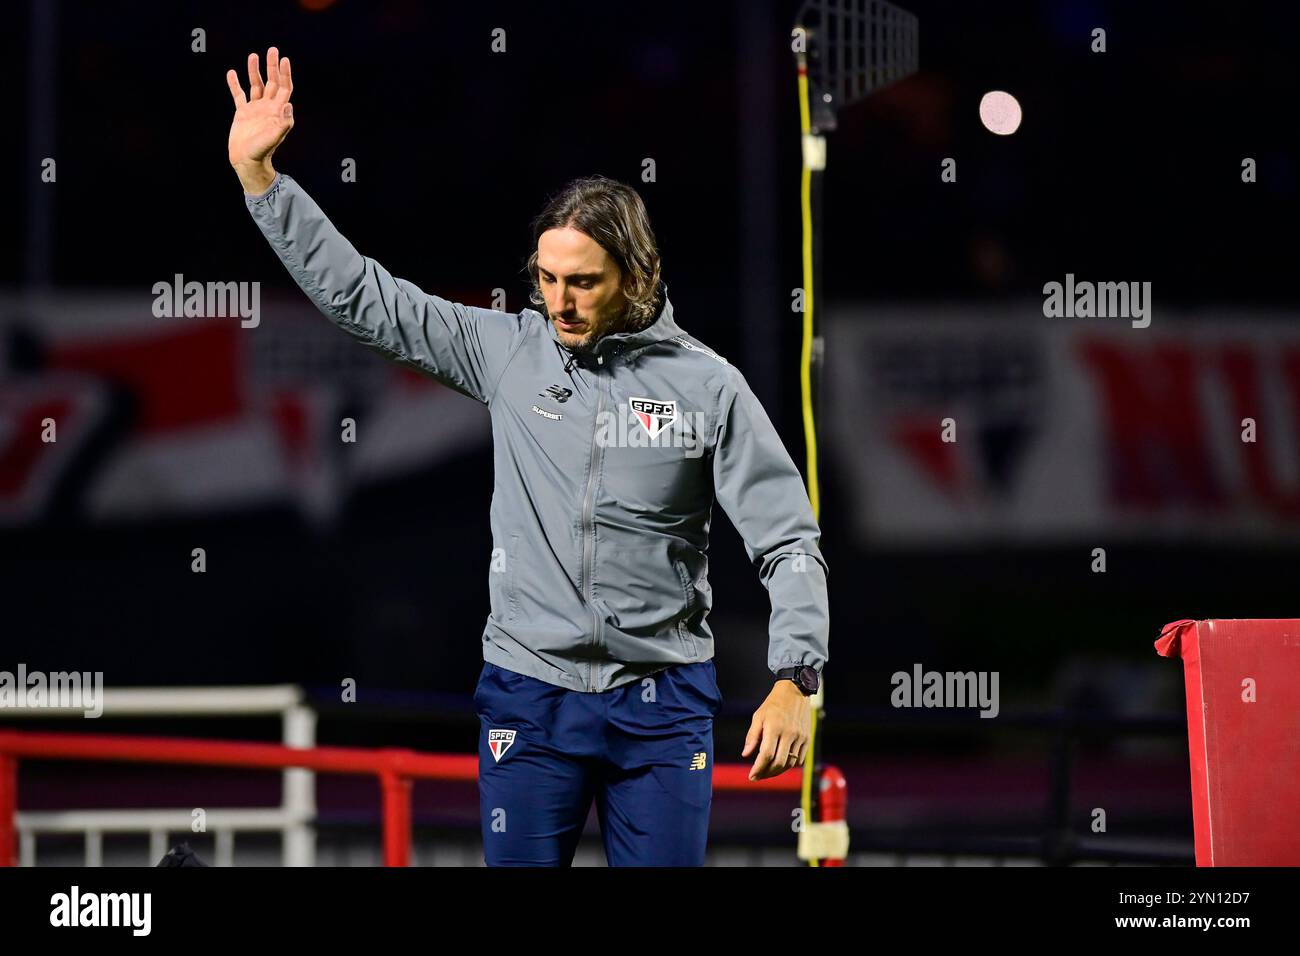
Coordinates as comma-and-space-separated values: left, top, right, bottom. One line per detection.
524, 175, 663, 332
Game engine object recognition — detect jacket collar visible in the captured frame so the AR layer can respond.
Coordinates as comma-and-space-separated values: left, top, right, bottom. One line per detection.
547, 280, 682, 365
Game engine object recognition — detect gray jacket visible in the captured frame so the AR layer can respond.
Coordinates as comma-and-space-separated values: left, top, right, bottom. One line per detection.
245, 173, 828, 692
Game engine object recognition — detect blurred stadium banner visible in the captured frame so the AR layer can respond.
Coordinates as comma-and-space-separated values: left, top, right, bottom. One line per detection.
826, 307, 1300, 542
0, 295, 489, 526
11, 295, 1300, 545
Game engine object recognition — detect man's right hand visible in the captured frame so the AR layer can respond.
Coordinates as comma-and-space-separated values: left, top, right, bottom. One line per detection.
226, 46, 295, 195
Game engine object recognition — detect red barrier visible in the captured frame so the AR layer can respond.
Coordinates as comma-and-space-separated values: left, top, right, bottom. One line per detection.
0, 729, 836, 866
1156, 619, 1300, 866
0, 753, 16, 868
818, 765, 848, 867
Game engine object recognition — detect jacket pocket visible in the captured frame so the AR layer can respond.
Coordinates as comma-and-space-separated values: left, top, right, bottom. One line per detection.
673, 559, 695, 613
488, 533, 520, 626
673, 559, 699, 654
506, 532, 520, 624
593, 542, 691, 635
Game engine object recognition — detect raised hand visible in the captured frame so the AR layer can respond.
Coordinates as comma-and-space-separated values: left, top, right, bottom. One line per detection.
226, 47, 294, 193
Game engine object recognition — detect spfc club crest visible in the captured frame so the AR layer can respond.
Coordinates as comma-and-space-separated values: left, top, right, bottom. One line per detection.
629, 397, 678, 438
487, 728, 516, 762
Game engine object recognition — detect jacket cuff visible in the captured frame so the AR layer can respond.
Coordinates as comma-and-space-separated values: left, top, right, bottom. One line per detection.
243, 172, 283, 203
772, 662, 821, 678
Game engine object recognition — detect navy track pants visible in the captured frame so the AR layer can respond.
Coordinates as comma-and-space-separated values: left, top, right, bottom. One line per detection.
474, 659, 722, 866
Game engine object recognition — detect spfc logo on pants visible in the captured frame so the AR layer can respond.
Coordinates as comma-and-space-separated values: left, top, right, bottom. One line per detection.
488, 728, 517, 762
630, 397, 678, 438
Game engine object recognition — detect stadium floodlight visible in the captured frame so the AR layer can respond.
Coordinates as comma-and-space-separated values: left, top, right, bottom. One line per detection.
791, 0, 918, 867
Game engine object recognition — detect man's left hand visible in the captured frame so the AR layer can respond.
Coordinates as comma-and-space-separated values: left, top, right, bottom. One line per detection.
742, 680, 811, 780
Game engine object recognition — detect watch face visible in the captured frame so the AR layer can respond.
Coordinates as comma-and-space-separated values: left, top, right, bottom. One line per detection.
796, 667, 819, 693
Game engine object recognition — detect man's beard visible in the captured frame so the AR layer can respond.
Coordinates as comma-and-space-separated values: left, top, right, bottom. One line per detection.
548, 301, 629, 351
561, 335, 597, 360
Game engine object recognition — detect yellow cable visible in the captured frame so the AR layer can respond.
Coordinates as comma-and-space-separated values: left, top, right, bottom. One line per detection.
795, 53, 821, 867
797, 64, 821, 520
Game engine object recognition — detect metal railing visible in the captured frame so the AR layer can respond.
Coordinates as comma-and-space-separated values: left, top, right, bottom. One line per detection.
0, 686, 316, 866
0, 728, 843, 866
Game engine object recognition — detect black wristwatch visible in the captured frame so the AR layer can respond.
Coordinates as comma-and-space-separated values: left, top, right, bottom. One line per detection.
774, 665, 820, 696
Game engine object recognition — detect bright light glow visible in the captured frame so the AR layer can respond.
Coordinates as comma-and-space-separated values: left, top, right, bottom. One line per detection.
979, 91, 1023, 135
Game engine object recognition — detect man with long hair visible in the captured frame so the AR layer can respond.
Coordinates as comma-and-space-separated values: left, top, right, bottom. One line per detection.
227, 47, 829, 866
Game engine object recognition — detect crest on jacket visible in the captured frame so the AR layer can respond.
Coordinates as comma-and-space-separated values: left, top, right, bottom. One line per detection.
629, 397, 678, 438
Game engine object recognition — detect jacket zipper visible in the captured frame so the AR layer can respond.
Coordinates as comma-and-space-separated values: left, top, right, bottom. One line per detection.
580, 354, 607, 691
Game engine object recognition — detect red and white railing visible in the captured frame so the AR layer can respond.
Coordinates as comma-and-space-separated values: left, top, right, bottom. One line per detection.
0, 686, 315, 866
0, 724, 847, 866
